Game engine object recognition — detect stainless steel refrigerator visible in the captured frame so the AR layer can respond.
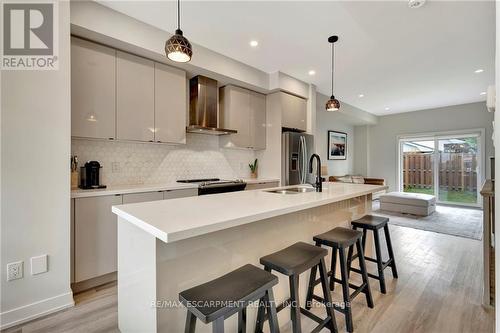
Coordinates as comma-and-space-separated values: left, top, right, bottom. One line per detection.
282, 132, 315, 185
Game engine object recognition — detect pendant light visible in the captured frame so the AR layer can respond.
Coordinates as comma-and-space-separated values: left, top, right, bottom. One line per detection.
326, 35, 340, 111
165, 0, 192, 63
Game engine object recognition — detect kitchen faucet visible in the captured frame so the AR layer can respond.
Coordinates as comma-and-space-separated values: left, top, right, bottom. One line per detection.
309, 154, 322, 192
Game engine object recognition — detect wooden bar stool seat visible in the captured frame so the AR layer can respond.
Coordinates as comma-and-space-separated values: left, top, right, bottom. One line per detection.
348, 215, 398, 295
179, 264, 280, 333
306, 227, 373, 333
257, 242, 338, 333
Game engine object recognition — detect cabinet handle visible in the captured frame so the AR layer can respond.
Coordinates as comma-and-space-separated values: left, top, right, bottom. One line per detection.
157, 141, 162, 143
108, 138, 114, 140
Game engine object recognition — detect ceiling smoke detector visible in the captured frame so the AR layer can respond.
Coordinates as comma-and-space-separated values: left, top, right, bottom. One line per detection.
408, 0, 426, 9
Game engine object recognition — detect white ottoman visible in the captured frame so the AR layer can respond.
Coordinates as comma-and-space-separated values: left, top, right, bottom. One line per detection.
379, 192, 436, 216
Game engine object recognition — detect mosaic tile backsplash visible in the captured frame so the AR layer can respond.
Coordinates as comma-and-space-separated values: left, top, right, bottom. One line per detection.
71, 134, 256, 186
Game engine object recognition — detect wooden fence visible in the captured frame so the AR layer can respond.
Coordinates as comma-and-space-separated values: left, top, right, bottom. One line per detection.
403, 152, 477, 192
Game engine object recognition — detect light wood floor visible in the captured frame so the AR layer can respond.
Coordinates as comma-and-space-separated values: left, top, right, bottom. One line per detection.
2, 225, 494, 333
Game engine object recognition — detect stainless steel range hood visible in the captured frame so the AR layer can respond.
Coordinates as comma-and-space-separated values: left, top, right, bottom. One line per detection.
187, 75, 237, 135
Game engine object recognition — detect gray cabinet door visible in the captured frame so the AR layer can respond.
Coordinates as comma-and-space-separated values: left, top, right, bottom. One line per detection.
74, 195, 122, 282
281, 92, 307, 131
220, 86, 251, 148
163, 188, 198, 199
122, 191, 163, 204
116, 51, 155, 142
71, 37, 116, 139
250, 91, 267, 150
154, 63, 187, 144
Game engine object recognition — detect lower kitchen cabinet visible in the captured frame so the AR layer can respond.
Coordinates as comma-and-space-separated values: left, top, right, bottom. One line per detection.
163, 188, 198, 199
122, 191, 163, 204
72, 188, 198, 288
74, 194, 122, 283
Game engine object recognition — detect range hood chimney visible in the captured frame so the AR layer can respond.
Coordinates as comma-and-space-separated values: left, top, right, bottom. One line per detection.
187, 75, 237, 135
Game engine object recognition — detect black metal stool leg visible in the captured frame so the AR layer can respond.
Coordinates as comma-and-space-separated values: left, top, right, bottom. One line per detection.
289, 274, 302, 333
373, 229, 387, 294
266, 288, 280, 333
318, 258, 338, 333
384, 224, 399, 278
339, 247, 353, 333
305, 263, 317, 310
238, 308, 247, 333
213, 317, 224, 333
356, 238, 374, 308
185, 311, 197, 333
330, 246, 337, 291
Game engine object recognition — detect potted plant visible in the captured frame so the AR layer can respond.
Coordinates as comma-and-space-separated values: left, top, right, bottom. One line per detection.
249, 158, 258, 179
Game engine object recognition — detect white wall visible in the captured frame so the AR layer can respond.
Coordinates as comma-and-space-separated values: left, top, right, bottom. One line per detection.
364, 102, 494, 192
0, 2, 73, 329
315, 93, 358, 176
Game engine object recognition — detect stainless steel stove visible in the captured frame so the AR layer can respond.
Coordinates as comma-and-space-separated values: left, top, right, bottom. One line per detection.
177, 178, 247, 195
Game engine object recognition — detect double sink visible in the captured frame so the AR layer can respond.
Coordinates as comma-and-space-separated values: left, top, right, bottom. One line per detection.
265, 186, 317, 195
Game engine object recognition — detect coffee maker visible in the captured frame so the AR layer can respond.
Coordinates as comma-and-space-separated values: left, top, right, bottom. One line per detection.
79, 161, 106, 189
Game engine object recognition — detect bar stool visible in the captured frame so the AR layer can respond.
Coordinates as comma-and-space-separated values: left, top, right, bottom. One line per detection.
179, 264, 280, 333
256, 242, 337, 333
347, 215, 398, 294
305, 227, 373, 333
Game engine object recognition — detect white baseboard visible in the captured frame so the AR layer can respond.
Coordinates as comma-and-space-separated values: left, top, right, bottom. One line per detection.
0, 292, 74, 330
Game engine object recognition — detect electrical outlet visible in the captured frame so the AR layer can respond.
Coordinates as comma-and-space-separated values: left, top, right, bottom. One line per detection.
7, 261, 23, 281
111, 162, 121, 173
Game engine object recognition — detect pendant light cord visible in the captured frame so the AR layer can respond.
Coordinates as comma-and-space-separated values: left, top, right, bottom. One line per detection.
331, 42, 334, 95
177, 0, 181, 31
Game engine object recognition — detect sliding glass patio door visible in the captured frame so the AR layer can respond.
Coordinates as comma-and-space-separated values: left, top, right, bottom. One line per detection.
399, 131, 483, 207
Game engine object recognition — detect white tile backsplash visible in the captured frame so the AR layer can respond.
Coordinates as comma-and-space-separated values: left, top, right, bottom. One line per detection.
71, 134, 256, 186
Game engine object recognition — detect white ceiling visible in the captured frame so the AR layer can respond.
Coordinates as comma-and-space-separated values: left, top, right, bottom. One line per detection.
98, 1, 495, 116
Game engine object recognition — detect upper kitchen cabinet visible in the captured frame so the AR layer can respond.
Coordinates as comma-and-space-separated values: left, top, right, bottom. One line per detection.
281, 92, 307, 132
71, 37, 116, 139
220, 86, 251, 148
250, 91, 267, 150
116, 51, 155, 142
219, 85, 266, 150
154, 63, 187, 144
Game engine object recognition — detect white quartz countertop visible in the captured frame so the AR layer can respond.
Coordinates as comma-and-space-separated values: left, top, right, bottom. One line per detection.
71, 178, 280, 198
112, 182, 388, 243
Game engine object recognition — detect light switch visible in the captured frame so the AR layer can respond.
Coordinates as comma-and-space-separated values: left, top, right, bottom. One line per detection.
31, 255, 48, 275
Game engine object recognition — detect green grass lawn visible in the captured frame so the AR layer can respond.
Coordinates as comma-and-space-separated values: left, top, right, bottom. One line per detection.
404, 187, 477, 204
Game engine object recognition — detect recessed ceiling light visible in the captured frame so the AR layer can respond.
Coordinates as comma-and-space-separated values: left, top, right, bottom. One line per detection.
308, 70, 316, 76
408, 0, 426, 9
480, 91, 487, 96
358, 94, 364, 98
385, 107, 390, 111
474, 69, 484, 74
249, 40, 258, 47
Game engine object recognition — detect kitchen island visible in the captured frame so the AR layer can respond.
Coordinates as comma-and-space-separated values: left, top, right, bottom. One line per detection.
112, 182, 387, 332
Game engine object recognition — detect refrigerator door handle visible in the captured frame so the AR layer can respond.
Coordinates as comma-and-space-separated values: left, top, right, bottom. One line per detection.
298, 136, 303, 184
302, 136, 308, 183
